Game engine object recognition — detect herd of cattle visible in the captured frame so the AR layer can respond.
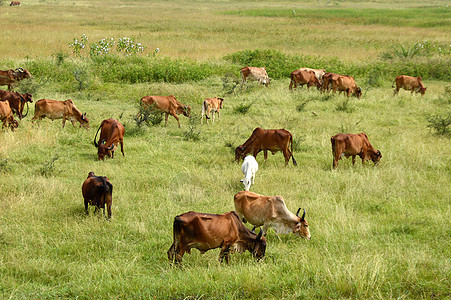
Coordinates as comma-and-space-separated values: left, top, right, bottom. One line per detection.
0, 64, 424, 264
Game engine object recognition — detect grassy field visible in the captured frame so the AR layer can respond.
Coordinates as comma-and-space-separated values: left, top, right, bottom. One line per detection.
0, 0, 450, 299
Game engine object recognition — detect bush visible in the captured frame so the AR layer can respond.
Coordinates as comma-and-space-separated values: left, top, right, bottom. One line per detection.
234, 102, 253, 114
427, 113, 451, 135
134, 105, 163, 127
183, 116, 201, 141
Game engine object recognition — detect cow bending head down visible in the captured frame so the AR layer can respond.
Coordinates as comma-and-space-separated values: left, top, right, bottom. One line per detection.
140, 95, 191, 127
82, 172, 113, 219
93, 119, 125, 160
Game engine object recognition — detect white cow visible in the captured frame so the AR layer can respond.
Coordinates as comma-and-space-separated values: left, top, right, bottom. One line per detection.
240, 67, 271, 87
240, 155, 258, 191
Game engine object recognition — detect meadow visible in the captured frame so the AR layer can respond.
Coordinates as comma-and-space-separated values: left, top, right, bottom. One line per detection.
0, 0, 450, 299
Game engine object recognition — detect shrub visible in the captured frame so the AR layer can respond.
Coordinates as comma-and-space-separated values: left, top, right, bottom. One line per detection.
234, 102, 253, 114
335, 98, 354, 113
427, 113, 451, 135
134, 105, 163, 127
38, 154, 60, 177
183, 116, 201, 141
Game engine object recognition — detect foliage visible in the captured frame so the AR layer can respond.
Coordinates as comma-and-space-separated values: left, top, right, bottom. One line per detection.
37, 154, 60, 177
89, 38, 115, 57
116, 37, 145, 56
134, 104, 163, 127
427, 113, 451, 135
234, 102, 253, 114
69, 34, 88, 57
0, 159, 11, 173
69, 34, 145, 58
183, 116, 202, 141
335, 98, 354, 113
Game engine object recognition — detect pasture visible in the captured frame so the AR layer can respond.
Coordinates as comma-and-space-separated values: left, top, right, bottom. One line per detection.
0, 0, 450, 299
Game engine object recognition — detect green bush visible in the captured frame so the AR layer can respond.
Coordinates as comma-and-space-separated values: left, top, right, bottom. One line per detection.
427, 113, 451, 135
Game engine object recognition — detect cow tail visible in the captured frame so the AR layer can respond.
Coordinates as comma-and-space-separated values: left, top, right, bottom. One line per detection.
93, 123, 102, 147
290, 134, 298, 166
391, 78, 396, 88
331, 136, 336, 156
22, 101, 29, 118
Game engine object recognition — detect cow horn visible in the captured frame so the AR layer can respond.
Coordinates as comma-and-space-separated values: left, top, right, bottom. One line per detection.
296, 207, 301, 217
301, 209, 306, 222
93, 124, 102, 147
107, 144, 115, 150
256, 228, 263, 240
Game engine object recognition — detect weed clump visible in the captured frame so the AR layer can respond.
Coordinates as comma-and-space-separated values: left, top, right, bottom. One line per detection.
427, 113, 451, 135
38, 154, 60, 177
135, 105, 163, 127
183, 117, 201, 141
234, 102, 253, 115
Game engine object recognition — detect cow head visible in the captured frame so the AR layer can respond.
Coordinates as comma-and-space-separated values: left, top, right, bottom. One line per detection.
97, 140, 114, 160
183, 105, 191, 117
370, 150, 382, 166
354, 87, 362, 99
294, 208, 311, 239
80, 113, 90, 130
15, 68, 32, 80
262, 77, 271, 86
240, 177, 251, 191
218, 98, 224, 109
9, 118, 19, 131
418, 87, 427, 95
235, 145, 246, 162
251, 228, 266, 261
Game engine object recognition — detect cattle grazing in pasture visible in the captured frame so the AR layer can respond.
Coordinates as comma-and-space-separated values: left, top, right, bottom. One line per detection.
32, 99, 89, 129
240, 67, 271, 87
298, 67, 326, 83
10, 1, 21, 5
167, 211, 266, 264
289, 69, 321, 91
321, 72, 342, 93
332, 75, 362, 98
392, 75, 427, 96
201, 97, 224, 124
0, 90, 33, 119
0, 101, 19, 130
140, 95, 191, 128
331, 133, 382, 169
0, 68, 31, 91
93, 119, 125, 160
235, 127, 297, 166
82, 172, 113, 219
234, 191, 311, 239
241, 155, 258, 191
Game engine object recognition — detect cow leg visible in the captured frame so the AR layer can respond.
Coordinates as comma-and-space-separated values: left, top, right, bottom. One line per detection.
201, 110, 204, 124
283, 149, 290, 166
164, 113, 169, 127
219, 244, 231, 264
263, 150, 268, 164
217, 110, 220, 122
172, 113, 181, 128
120, 140, 125, 156
62, 118, 66, 128
84, 200, 89, 215
352, 156, 356, 166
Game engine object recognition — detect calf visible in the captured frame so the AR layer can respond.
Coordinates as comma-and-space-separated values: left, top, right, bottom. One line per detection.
167, 211, 266, 264
241, 155, 258, 191
201, 97, 224, 124
331, 133, 382, 169
82, 172, 113, 219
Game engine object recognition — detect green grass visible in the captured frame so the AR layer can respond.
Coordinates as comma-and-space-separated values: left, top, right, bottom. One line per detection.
0, 0, 450, 298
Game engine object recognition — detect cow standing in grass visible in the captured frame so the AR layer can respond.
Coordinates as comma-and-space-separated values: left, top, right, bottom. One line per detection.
141, 95, 191, 127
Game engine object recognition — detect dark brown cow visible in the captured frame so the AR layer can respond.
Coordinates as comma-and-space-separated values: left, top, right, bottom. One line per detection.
289, 69, 320, 91
240, 67, 270, 87
392, 75, 427, 96
93, 119, 125, 160
82, 172, 113, 219
0, 91, 33, 119
201, 97, 224, 124
32, 99, 89, 129
331, 133, 382, 169
332, 75, 362, 98
140, 95, 191, 127
0, 68, 31, 91
234, 191, 311, 239
235, 127, 297, 166
0, 101, 19, 130
167, 211, 266, 264
10, 1, 21, 5
321, 72, 341, 93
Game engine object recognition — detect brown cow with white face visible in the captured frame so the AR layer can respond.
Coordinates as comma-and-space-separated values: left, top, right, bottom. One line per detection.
392, 75, 427, 96
82, 172, 113, 219
331, 133, 382, 169
234, 191, 311, 239
0, 91, 33, 119
332, 75, 362, 98
0, 101, 19, 130
0, 68, 31, 91
240, 67, 271, 87
93, 119, 125, 160
235, 127, 297, 166
140, 95, 191, 128
167, 211, 266, 264
32, 99, 89, 129
201, 97, 224, 124
289, 70, 320, 91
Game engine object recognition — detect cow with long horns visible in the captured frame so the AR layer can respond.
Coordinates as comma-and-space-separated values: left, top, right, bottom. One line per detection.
93, 119, 125, 160
82, 172, 113, 219
0, 68, 31, 91
0, 90, 32, 119
234, 191, 311, 239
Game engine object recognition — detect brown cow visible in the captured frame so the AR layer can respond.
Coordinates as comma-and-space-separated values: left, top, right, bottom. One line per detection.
235, 127, 297, 166
0, 68, 31, 91
321, 72, 342, 93
331, 133, 382, 169
298, 67, 326, 83
82, 172, 113, 219
0, 91, 33, 119
167, 211, 266, 264
32, 99, 89, 129
140, 95, 191, 127
392, 75, 427, 96
201, 97, 224, 124
10, 1, 21, 5
0, 101, 19, 130
93, 119, 125, 160
289, 69, 320, 91
234, 191, 311, 239
332, 75, 362, 98
240, 67, 271, 87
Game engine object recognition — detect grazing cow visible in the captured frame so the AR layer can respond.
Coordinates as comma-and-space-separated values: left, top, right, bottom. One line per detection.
240, 67, 270, 87
32, 99, 89, 129
234, 191, 311, 239
332, 75, 362, 98
0, 68, 31, 91
201, 97, 224, 124
321, 72, 342, 93
93, 119, 125, 160
82, 172, 113, 219
331, 133, 382, 169
0, 101, 19, 130
235, 127, 297, 166
140, 95, 191, 127
241, 155, 258, 191
299, 67, 326, 83
0, 91, 33, 119
392, 75, 427, 96
167, 211, 266, 264
10, 1, 21, 5
289, 69, 320, 91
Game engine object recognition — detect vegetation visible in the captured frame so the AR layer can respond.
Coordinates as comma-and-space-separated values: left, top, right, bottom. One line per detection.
0, 0, 450, 299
